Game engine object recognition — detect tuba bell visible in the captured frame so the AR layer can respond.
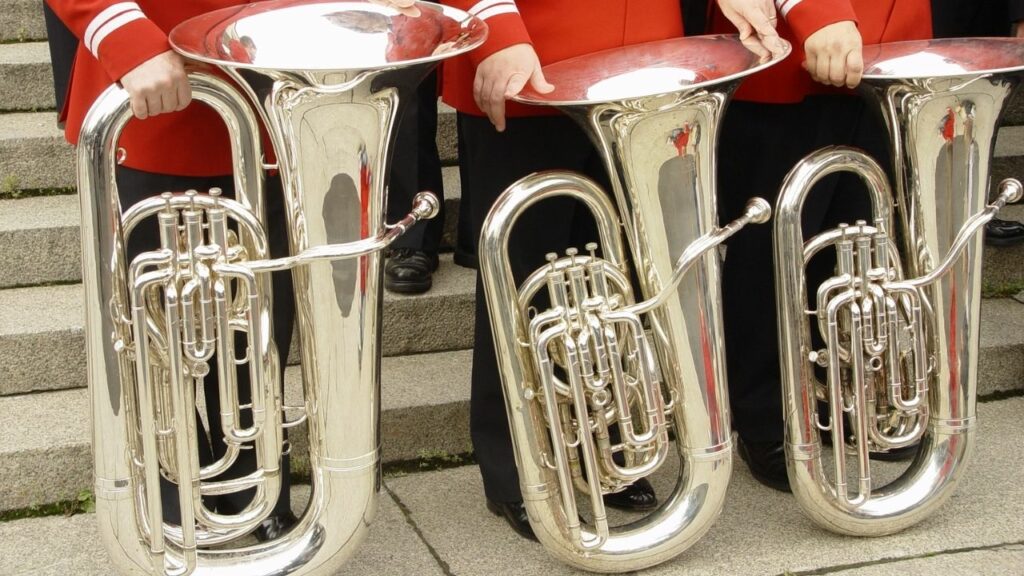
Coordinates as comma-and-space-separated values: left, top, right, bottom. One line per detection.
479, 36, 786, 571
78, 2, 485, 574
774, 38, 1024, 534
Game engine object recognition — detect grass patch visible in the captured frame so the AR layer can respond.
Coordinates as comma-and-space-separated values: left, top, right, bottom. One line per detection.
384, 450, 476, 478
0, 185, 76, 200
982, 279, 1024, 299
978, 388, 1024, 403
0, 490, 94, 522
1, 451, 477, 522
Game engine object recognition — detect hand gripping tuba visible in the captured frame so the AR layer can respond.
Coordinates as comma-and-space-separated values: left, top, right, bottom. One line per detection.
479, 36, 787, 571
775, 38, 1024, 535
78, 2, 485, 575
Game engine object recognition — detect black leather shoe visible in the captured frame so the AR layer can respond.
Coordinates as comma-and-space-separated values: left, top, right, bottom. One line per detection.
253, 511, 299, 542
985, 218, 1024, 246
602, 478, 658, 512
486, 499, 537, 542
385, 249, 439, 294
736, 437, 791, 492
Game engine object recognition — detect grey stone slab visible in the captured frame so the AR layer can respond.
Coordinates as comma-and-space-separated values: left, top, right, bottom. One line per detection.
0, 255, 474, 395
0, 348, 471, 510
0, 165, 462, 288
978, 298, 1024, 395
0, 486, 445, 576
0, 42, 55, 112
0, 195, 80, 288
0, 112, 74, 192
0, 283, 88, 396
0, 0, 43, 43
388, 397, 1024, 576
825, 543, 1024, 576
0, 105, 455, 194
995, 125, 1024, 159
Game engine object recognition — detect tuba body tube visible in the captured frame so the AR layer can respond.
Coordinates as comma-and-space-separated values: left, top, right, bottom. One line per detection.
775, 38, 1024, 536
80, 3, 486, 575
480, 35, 787, 572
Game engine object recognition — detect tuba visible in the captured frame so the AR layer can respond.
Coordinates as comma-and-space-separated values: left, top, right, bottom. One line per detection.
479, 36, 786, 571
78, 2, 485, 575
775, 38, 1024, 534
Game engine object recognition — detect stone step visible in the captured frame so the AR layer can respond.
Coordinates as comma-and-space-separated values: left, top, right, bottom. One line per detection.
0, 104, 459, 194
0, 254, 476, 396
0, 165, 463, 289
1, 294, 1023, 509
0, 348, 473, 512
0, 0, 42, 43
2, 188, 1022, 292
2, 396, 1022, 575
0, 41, 53, 112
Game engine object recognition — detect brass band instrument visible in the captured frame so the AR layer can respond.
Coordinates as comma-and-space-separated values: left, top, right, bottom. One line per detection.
775, 38, 1024, 534
79, 2, 485, 574
479, 36, 788, 571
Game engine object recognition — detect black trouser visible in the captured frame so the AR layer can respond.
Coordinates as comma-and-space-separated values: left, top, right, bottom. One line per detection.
42, 3, 77, 114
460, 113, 611, 503
115, 166, 295, 522
388, 71, 447, 254
717, 96, 890, 443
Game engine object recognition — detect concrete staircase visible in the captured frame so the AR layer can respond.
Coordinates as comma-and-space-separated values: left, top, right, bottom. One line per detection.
1, 8, 1024, 574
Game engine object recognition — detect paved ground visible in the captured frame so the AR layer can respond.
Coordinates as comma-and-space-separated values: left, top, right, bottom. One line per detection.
2, 397, 1022, 576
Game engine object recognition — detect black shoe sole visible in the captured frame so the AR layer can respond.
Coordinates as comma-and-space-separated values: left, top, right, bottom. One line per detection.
384, 277, 432, 294
602, 493, 659, 512
985, 235, 1024, 247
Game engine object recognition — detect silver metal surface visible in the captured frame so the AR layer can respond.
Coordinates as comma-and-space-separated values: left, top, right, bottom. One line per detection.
480, 35, 789, 572
774, 37, 1024, 536
78, 2, 484, 575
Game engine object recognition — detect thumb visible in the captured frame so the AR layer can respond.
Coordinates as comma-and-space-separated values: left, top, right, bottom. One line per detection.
528, 65, 554, 94
505, 71, 529, 98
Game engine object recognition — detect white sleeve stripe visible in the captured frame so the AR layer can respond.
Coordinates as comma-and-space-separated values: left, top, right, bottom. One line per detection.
475, 4, 519, 20
469, 0, 515, 16
88, 11, 145, 58
777, 0, 802, 16
84, 2, 141, 52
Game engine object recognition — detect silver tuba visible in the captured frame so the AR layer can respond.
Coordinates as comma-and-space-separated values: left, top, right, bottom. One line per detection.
78, 2, 485, 575
479, 36, 786, 571
775, 38, 1024, 535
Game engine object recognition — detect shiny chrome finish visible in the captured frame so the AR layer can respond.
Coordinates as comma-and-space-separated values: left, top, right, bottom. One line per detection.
481, 36, 788, 572
79, 2, 485, 575
775, 38, 1024, 535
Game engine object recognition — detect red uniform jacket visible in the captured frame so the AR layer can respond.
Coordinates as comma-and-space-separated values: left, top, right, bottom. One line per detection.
46, 1, 250, 176
441, 0, 684, 118
710, 0, 933, 103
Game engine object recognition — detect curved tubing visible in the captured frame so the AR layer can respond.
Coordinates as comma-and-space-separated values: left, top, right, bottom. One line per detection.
480, 172, 732, 572
80, 75, 378, 576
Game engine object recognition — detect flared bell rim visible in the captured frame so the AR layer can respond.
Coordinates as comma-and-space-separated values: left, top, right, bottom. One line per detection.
512, 34, 790, 107
169, 0, 486, 73
862, 37, 1024, 81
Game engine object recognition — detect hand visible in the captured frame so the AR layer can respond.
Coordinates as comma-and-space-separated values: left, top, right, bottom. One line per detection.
802, 21, 863, 88
473, 44, 553, 132
368, 0, 420, 17
716, 0, 786, 61
119, 51, 191, 120
1015, 21, 1024, 38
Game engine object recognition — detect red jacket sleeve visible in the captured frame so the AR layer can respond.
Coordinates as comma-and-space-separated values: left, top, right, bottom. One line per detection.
777, 0, 858, 46
45, 1, 170, 82
445, 0, 532, 65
